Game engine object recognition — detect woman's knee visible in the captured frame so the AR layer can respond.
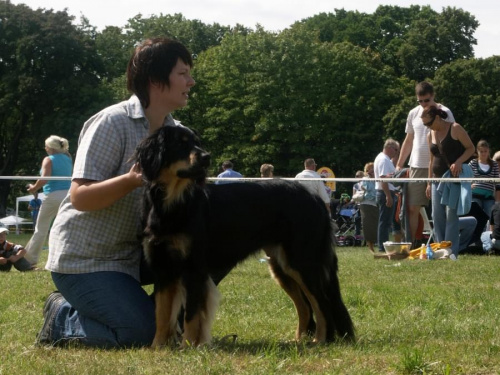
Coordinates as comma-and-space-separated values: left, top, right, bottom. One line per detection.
117, 319, 156, 347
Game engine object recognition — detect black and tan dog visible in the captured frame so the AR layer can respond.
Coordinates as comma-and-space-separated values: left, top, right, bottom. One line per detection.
134, 125, 354, 348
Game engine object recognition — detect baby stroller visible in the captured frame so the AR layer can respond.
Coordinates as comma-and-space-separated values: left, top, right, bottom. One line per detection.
335, 194, 363, 247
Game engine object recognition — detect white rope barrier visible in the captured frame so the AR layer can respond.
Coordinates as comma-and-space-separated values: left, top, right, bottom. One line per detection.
0, 176, 70, 180
2, 176, 500, 183
204, 177, 500, 183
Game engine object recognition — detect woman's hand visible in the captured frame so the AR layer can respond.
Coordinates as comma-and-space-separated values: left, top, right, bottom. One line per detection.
449, 163, 462, 177
27, 157, 52, 193
127, 163, 143, 188
26, 184, 37, 194
426, 184, 432, 199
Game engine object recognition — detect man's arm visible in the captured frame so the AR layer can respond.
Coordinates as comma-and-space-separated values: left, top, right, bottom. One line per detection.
381, 181, 393, 207
396, 132, 414, 170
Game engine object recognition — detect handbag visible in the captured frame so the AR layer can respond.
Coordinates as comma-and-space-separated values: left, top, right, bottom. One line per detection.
352, 189, 365, 203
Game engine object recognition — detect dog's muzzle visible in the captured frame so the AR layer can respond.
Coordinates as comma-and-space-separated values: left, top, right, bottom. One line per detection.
177, 146, 210, 180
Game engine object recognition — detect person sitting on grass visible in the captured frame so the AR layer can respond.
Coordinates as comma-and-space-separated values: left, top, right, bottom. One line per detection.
481, 201, 500, 255
0, 227, 36, 272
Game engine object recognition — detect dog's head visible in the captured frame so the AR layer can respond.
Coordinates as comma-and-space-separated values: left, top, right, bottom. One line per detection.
134, 125, 210, 185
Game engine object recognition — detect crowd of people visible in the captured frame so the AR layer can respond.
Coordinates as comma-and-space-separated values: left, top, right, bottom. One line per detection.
352, 81, 500, 258
2, 37, 499, 350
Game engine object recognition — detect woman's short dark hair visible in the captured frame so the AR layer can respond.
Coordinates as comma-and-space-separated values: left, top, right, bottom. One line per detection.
127, 38, 193, 108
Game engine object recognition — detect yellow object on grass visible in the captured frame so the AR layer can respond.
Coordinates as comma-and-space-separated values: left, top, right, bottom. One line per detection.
408, 241, 452, 260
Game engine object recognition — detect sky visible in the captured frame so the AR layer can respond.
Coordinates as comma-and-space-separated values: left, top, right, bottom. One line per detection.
9, 0, 500, 58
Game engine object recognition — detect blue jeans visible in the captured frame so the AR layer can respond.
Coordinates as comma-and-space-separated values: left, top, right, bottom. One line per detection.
458, 216, 477, 252
472, 196, 495, 220
50, 271, 155, 348
480, 231, 500, 252
376, 190, 396, 251
431, 183, 460, 256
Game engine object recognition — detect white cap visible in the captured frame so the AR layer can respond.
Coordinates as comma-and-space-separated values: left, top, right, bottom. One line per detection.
0, 227, 9, 234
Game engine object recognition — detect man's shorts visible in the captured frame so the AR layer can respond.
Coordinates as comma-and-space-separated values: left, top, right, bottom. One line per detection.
407, 167, 429, 206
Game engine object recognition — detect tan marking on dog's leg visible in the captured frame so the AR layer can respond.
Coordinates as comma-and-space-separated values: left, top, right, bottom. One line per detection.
265, 246, 312, 340
152, 281, 186, 348
182, 278, 221, 348
268, 262, 311, 340
266, 246, 327, 343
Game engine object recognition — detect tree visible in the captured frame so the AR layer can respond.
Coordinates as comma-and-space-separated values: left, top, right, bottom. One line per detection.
123, 13, 235, 56
433, 56, 500, 150
393, 6, 478, 81
184, 26, 401, 181
0, 1, 109, 215
298, 6, 479, 81
95, 26, 133, 80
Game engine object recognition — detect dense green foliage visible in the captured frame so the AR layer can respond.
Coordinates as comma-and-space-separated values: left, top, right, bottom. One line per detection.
298, 6, 479, 81
185, 27, 400, 177
1, 1, 498, 214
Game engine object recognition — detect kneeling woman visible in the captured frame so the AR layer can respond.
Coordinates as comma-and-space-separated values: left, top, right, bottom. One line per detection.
423, 106, 475, 258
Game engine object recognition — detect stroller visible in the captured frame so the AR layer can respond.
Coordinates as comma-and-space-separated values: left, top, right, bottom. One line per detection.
334, 194, 363, 247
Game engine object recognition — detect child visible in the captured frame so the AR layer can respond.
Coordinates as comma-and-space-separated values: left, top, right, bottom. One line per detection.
481, 201, 500, 254
0, 227, 35, 272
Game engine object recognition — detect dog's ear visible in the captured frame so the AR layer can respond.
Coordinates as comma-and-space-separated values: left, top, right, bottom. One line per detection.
134, 128, 168, 181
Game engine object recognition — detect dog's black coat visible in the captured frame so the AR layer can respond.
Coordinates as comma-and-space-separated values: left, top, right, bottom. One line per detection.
135, 125, 354, 346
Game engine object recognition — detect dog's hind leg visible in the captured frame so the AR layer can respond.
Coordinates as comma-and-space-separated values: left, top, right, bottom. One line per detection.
267, 255, 315, 341
322, 261, 355, 342
152, 280, 186, 348
293, 257, 354, 343
267, 246, 330, 343
182, 277, 220, 347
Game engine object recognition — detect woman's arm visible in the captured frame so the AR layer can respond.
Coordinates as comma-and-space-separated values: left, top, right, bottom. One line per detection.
450, 123, 475, 177
426, 132, 433, 199
27, 157, 52, 194
70, 163, 143, 211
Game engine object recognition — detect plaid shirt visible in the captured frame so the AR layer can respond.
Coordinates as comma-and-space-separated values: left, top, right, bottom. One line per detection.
46, 96, 177, 280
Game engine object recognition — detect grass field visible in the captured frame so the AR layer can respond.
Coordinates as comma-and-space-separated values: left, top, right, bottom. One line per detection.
1, 234, 500, 374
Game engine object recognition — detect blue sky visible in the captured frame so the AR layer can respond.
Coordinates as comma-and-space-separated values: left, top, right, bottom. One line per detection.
10, 0, 499, 58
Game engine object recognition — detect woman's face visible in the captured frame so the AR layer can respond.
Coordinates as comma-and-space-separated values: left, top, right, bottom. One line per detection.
421, 113, 436, 128
159, 59, 196, 112
477, 146, 490, 162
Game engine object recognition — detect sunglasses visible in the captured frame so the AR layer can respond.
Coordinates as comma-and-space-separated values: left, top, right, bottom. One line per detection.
417, 98, 431, 104
423, 116, 435, 127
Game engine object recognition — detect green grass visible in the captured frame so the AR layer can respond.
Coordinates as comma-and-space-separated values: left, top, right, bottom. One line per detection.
2, 234, 500, 374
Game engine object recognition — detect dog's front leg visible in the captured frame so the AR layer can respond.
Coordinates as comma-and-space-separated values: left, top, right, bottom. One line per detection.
182, 276, 220, 348
152, 280, 185, 348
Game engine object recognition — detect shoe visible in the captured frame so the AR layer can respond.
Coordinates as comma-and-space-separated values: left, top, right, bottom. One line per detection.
36, 291, 65, 346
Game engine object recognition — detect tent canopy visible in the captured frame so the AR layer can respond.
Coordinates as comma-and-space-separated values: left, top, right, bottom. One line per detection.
0, 215, 26, 225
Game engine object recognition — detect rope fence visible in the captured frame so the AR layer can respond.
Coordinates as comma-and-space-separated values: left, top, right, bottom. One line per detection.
2, 176, 500, 183
2, 175, 498, 234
